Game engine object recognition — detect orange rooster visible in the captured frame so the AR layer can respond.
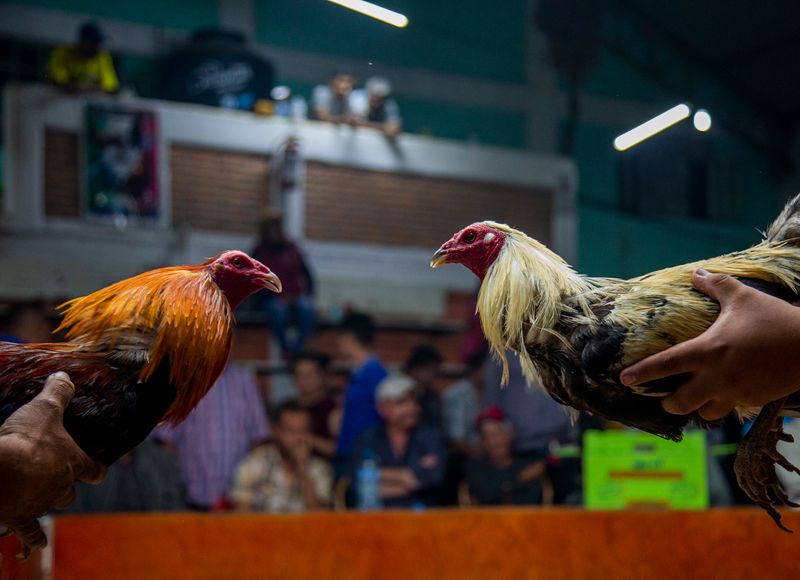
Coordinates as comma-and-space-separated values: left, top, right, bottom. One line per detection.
0, 250, 280, 552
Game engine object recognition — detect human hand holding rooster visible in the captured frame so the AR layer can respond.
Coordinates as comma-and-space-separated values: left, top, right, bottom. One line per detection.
621, 269, 800, 421
0, 372, 106, 558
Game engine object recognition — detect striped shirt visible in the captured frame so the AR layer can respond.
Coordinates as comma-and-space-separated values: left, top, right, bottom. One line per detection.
155, 364, 270, 507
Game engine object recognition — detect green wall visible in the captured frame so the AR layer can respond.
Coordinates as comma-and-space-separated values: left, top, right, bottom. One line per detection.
7, 0, 792, 277
578, 205, 776, 278
15, 0, 218, 30
255, 0, 527, 85
255, 0, 528, 147
572, 66, 785, 277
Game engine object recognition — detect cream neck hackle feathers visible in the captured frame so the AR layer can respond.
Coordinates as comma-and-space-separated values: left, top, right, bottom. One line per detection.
476, 219, 800, 390
477, 221, 598, 384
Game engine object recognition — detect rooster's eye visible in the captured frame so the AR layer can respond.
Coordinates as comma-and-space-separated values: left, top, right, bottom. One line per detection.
464, 231, 477, 243
232, 257, 244, 268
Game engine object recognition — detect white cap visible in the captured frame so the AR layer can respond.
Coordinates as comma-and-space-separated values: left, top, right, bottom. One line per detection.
365, 76, 392, 97
376, 374, 415, 401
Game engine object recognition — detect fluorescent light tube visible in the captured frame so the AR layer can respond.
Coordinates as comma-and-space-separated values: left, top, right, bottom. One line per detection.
614, 104, 691, 151
328, 0, 409, 28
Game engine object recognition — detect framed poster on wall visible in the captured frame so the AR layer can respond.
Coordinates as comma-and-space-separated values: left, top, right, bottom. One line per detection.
84, 104, 160, 224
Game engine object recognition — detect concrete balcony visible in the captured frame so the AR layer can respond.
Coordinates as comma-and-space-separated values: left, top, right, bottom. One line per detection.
2, 83, 576, 319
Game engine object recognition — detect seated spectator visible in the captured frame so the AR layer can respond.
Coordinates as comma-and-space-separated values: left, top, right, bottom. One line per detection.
67, 436, 186, 513
250, 212, 316, 358
292, 351, 339, 459
443, 349, 487, 457
47, 21, 119, 94
0, 302, 54, 344
483, 352, 576, 454
404, 345, 444, 430
230, 401, 332, 513
155, 362, 269, 510
312, 70, 359, 125
336, 312, 388, 460
466, 406, 545, 506
483, 354, 579, 503
438, 349, 488, 504
351, 375, 446, 508
352, 76, 402, 137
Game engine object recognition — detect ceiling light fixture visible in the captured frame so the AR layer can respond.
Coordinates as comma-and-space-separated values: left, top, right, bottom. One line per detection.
328, 0, 409, 28
613, 104, 691, 151
693, 109, 712, 132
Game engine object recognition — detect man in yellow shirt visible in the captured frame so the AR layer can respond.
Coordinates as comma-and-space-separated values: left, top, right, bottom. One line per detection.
47, 22, 119, 94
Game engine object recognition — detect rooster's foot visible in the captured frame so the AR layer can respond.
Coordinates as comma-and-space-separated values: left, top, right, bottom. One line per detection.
734, 398, 800, 532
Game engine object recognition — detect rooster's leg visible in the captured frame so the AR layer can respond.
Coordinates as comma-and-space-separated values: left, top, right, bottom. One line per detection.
734, 397, 800, 531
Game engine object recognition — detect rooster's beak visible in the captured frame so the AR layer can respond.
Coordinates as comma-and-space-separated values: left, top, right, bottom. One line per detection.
429, 247, 449, 269
259, 271, 283, 293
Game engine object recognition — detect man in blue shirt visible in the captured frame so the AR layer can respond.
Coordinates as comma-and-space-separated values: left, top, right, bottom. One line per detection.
336, 313, 387, 459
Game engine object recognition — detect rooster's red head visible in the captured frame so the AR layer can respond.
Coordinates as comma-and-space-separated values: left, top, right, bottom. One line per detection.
208, 250, 282, 309
430, 223, 506, 280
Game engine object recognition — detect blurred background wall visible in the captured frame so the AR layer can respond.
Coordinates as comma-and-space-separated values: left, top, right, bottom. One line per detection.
2, 0, 797, 280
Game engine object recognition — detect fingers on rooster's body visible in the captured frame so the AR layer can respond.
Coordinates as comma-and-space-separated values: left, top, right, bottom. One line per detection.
3, 518, 47, 560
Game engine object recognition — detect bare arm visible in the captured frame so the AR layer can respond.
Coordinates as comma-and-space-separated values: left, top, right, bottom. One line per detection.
314, 108, 338, 123
298, 469, 328, 510
293, 444, 330, 510
517, 460, 546, 485
355, 119, 402, 136
379, 467, 420, 498
310, 435, 336, 459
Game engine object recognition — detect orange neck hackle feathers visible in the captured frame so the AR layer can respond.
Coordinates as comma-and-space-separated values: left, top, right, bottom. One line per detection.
56, 264, 231, 423
54, 251, 280, 424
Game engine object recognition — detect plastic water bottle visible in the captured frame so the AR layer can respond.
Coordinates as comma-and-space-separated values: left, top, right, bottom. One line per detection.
356, 448, 382, 510
290, 95, 308, 121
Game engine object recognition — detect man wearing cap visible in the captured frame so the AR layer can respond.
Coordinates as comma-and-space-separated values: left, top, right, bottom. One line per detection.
47, 21, 119, 94
350, 374, 446, 508
351, 76, 402, 137
465, 406, 546, 506
250, 211, 316, 358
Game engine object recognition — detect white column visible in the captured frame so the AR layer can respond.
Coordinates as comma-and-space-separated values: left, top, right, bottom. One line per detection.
3, 84, 47, 231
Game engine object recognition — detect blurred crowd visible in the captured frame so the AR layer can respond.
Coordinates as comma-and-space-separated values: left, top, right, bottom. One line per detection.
44, 22, 403, 138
